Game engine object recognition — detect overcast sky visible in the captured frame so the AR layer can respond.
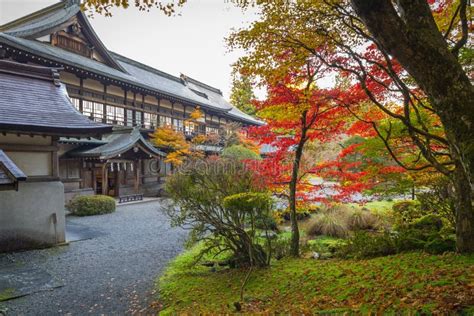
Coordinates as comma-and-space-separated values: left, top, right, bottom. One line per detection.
0, 0, 258, 99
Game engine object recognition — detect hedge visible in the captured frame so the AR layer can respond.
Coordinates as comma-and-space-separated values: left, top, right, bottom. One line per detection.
67, 195, 116, 216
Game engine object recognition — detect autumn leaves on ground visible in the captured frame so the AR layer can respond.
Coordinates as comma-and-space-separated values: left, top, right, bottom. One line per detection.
157, 250, 473, 314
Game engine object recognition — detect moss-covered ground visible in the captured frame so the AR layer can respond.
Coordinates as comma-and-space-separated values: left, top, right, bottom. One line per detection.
156, 248, 474, 314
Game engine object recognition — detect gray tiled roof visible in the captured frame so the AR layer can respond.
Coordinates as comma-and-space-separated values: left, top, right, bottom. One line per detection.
69, 127, 165, 159
182, 75, 262, 125
111, 53, 231, 113
0, 149, 27, 185
0, 60, 112, 135
3, 4, 78, 38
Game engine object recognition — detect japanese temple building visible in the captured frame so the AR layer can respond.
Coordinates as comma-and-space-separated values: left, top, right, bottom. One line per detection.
0, 0, 260, 203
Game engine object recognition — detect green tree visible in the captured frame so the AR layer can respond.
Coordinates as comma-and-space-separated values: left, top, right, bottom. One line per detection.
221, 145, 261, 161
230, 74, 257, 116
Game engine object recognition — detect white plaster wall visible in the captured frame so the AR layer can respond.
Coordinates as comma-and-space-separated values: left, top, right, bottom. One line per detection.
145, 95, 158, 105
0, 181, 66, 252
5, 152, 52, 176
83, 78, 104, 92
160, 99, 172, 109
60, 71, 80, 86
107, 85, 125, 97
174, 103, 184, 112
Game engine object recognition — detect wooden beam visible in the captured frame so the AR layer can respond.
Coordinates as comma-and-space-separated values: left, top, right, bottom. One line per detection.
0, 144, 58, 152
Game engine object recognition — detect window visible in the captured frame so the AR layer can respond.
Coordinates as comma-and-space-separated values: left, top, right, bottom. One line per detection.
206, 126, 220, 135
173, 118, 183, 132
93, 102, 104, 122
144, 112, 157, 129
82, 100, 93, 118
70, 97, 80, 111
106, 105, 125, 125
184, 121, 197, 135
159, 115, 172, 127
135, 111, 142, 127
126, 109, 133, 126
116, 107, 124, 125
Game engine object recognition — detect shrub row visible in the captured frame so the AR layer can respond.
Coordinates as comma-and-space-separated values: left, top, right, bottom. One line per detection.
338, 214, 456, 259
67, 195, 116, 216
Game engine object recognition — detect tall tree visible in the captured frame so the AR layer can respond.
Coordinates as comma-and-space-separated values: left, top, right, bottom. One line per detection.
230, 74, 257, 116
249, 59, 345, 256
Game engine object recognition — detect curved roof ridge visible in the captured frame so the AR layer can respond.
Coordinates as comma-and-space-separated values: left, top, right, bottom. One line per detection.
69, 126, 165, 158
0, 1, 67, 32
181, 74, 223, 95
110, 51, 183, 84
1, 3, 79, 38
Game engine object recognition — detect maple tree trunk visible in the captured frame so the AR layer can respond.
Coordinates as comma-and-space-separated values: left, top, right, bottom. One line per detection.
352, 0, 474, 253
289, 126, 307, 257
453, 164, 474, 252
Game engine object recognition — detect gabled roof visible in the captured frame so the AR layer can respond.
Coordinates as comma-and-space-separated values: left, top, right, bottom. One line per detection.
180, 74, 262, 125
0, 0, 125, 72
0, 60, 112, 136
0, 150, 27, 190
68, 127, 166, 159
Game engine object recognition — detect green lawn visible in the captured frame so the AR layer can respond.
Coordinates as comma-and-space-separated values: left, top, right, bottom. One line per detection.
349, 200, 395, 213
156, 249, 474, 314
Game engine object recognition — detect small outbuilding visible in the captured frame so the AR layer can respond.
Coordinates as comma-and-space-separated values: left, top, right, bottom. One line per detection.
0, 60, 111, 252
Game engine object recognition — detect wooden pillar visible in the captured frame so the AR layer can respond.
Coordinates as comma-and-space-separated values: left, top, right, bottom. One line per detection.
134, 160, 140, 193
102, 162, 108, 195
79, 77, 84, 113
92, 163, 97, 193
79, 160, 83, 189
115, 168, 120, 197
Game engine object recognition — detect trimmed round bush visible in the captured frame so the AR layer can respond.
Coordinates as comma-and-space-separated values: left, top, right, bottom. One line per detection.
392, 200, 423, 226
67, 195, 116, 216
221, 145, 261, 161
424, 237, 456, 254
411, 214, 443, 232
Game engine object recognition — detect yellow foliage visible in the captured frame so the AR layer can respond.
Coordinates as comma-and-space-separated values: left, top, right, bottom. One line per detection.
150, 125, 207, 166
241, 136, 260, 154
192, 134, 208, 144
150, 126, 188, 152
189, 107, 203, 121
150, 126, 191, 165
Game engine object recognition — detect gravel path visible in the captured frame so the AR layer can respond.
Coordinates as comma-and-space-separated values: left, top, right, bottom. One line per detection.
1, 201, 186, 315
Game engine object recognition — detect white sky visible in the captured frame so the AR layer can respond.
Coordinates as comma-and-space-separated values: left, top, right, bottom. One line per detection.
0, 0, 259, 99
